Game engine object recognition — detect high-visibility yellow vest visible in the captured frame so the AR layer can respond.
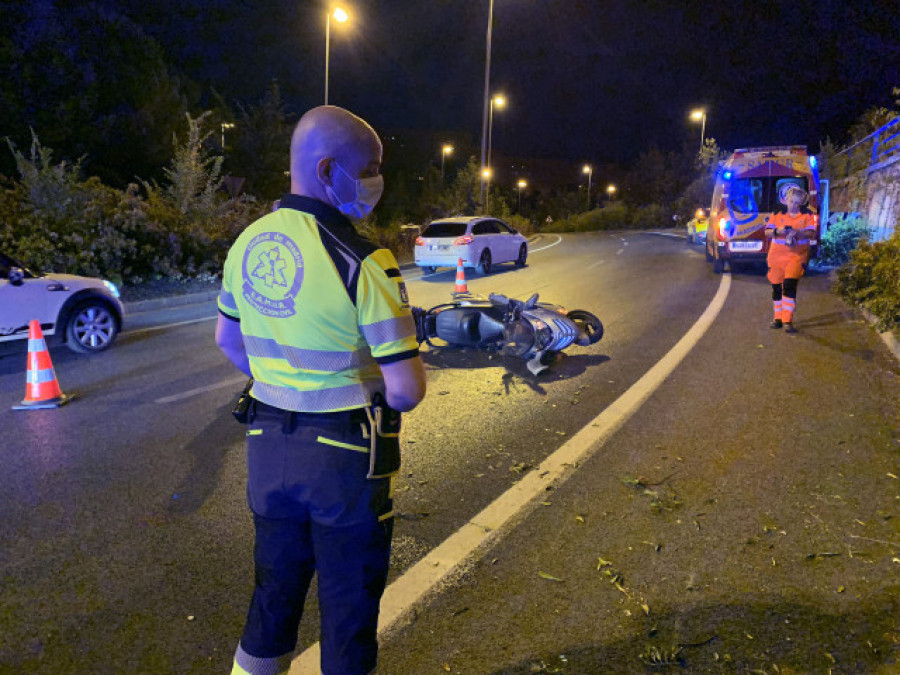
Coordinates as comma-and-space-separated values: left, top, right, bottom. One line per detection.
218, 195, 418, 412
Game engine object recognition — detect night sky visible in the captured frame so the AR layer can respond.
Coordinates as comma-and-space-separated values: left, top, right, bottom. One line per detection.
9, 0, 900, 169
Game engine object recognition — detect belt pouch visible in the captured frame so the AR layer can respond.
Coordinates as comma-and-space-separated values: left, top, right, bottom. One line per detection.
364, 395, 402, 479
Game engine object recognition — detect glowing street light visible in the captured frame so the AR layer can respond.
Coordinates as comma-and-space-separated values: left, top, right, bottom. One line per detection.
221, 122, 235, 150
325, 6, 349, 105
690, 108, 707, 151
583, 164, 593, 208
487, 94, 506, 171
516, 178, 527, 212
607, 184, 617, 201
441, 144, 454, 181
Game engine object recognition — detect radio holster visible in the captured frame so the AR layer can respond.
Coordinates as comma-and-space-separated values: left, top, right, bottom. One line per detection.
232, 378, 255, 424
364, 392, 402, 479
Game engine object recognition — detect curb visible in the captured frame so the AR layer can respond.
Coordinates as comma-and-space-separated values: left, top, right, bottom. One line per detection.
861, 309, 900, 365
124, 290, 220, 314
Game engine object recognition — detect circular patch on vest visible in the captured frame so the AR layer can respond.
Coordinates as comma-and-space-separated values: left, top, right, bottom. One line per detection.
241, 231, 304, 317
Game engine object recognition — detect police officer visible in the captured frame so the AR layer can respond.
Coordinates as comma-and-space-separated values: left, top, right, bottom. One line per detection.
215, 105, 426, 675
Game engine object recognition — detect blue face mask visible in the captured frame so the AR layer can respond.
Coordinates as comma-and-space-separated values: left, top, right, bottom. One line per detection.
326, 161, 384, 219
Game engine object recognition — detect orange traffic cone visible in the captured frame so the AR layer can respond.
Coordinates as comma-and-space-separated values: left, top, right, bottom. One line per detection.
453, 258, 468, 294
12, 321, 73, 410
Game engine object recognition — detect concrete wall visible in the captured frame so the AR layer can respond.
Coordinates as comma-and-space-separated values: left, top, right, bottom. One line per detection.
830, 153, 899, 242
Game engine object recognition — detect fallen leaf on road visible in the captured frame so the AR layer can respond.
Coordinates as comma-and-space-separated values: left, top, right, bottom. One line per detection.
539, 571, 565, 582
575, 515, 585, 524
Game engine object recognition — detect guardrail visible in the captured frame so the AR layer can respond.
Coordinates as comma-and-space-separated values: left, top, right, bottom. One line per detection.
834, 117, 900, 173
871, 117, 900, 165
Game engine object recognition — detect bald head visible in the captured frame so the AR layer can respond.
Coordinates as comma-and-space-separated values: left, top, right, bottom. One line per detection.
289, 106, 382, 202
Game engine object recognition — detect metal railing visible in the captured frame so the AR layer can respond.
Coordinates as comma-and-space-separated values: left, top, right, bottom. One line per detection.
833, 117, 900, 174
871, 117, 900, 165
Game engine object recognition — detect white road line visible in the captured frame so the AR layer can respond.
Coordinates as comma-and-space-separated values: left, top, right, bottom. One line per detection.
616, 248, 625, 255
647, 231, 686, 239
587, 259, 606, 270
291, 272, 732, 673
155, 375, 248, 404
125, 316, 216, 336
527, 234, 563, 253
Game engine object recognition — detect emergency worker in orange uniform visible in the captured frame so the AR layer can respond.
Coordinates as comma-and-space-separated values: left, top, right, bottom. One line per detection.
764, 184, 816, 334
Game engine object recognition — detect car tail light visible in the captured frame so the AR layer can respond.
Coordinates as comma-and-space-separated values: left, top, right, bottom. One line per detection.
454, 235, 474, 245
718, 216, 730, 238
415, 236, 425, 246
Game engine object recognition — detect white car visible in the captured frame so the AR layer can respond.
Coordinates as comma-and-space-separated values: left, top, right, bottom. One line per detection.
414, 216, 528, 274
0, 251, 124, 353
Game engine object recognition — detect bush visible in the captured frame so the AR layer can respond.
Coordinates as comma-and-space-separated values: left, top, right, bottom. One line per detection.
819, 212, 871, 266
628, 203, 669, 230
543, 204, 629, 233
835, 229, 900, 333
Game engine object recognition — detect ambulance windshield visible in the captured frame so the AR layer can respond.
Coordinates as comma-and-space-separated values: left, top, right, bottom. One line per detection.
728, 176, 809, 215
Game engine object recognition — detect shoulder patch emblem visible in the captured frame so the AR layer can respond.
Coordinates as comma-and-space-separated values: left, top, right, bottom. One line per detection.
241, 231, 304, 317
398, 281, 410, 308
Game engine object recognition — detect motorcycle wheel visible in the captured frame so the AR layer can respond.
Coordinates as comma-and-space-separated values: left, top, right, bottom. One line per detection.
567, 309, 604, 344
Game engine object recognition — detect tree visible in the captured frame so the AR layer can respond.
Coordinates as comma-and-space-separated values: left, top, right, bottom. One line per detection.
0, 2, 191, 186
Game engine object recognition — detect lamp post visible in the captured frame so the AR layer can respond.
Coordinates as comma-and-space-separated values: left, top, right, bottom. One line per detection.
517, 179, 527, 213
324, 6, 349, 105
690, 108, 707, 151
441, 144, 454, 181
221, 122, 235, 150
487, 94, 506, 172
479, 0, 495, 210
582, 164, 593, 209
607, 184, 617, 202
482, 167, 493, 214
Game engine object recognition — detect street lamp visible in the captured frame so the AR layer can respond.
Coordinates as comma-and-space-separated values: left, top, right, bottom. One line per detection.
517, 179, 527, 212
488, 94, 506, 171
324, 6, 349, 105
482, 167, 493, 213
479, 0, 495, 209
441, 144, 454, 181
607, 184, 617, 201
583, 164, 593, 209
690, 108, 707, 151
221, 122, 235, 150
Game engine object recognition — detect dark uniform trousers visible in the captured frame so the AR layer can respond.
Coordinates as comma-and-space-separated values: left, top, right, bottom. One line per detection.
236, 400, 394, 675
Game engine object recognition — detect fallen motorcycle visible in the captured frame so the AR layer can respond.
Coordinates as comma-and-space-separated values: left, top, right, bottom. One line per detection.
411, 292, 603, 375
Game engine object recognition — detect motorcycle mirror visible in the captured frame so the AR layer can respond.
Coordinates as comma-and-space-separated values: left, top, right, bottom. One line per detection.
524, 293, 539, 308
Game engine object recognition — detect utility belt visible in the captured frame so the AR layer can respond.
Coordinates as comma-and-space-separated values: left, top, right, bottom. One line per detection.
232, 378, 401, 479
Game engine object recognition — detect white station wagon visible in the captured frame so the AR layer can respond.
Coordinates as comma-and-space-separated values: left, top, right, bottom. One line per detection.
0, 251, 124, 353
414, 216, 528, 274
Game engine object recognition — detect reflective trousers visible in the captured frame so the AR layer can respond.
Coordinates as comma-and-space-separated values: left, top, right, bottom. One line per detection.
231, 401, 394, 675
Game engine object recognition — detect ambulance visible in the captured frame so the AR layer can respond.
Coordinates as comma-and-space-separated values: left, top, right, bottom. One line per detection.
705, 145, 821, 273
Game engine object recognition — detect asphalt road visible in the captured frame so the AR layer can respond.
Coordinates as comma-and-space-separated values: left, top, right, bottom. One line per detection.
1, 232, 897, 674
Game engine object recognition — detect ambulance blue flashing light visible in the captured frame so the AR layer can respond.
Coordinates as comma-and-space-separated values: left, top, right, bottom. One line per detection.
723, 171, 732, 180
809, 156, 817, 169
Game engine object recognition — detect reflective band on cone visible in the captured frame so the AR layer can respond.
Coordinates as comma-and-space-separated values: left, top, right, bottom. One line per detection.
12, 320, 74, 410
453, 258, 468, 294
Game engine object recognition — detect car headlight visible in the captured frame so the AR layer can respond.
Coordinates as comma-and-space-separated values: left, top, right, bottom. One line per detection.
103, 280, 121, 298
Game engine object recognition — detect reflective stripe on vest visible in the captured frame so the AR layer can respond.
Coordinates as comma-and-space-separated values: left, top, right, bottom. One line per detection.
252, 378, 382, 412
243, 334, 374, 371
360, 315, 417, 348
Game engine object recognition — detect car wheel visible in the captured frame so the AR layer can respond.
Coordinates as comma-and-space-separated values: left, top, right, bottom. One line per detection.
476, 249, 492, 275
423, 266, 437, 274
515, 244, 527, 267
65, 299, 119, 353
